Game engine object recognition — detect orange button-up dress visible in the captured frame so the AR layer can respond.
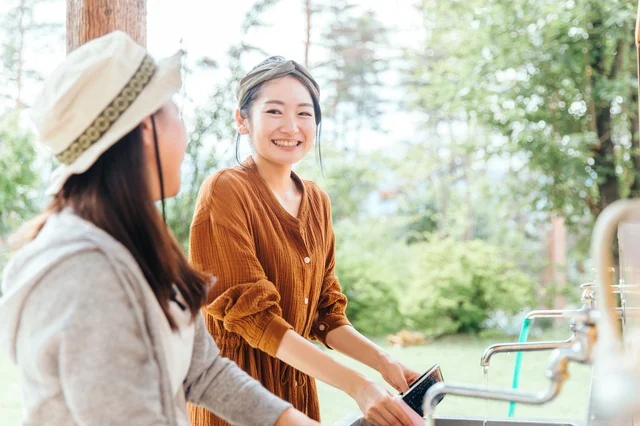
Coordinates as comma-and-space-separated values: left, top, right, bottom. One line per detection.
187, 157, 351, 425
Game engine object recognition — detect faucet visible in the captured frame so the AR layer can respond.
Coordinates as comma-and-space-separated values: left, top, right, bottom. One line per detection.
518, 282, 594, 322
480, 281, 640, 368
422, 200, 640, 419
479, 285, 592, 368
423, 305, 599, 417
587, 199, 640, 419
480, 333, 577, 367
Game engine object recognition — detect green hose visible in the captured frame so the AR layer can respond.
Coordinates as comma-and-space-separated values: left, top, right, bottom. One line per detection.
508, 317, 532, 417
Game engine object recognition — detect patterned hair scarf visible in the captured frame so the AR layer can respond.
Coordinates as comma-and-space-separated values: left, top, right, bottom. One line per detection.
236, 57, 320, 110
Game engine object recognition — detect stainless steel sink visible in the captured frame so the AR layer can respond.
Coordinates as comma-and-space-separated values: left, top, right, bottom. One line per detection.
433, 417, 577, 426
332, 413, 579, 426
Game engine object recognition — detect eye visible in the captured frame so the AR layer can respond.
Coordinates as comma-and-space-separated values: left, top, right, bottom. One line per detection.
299, 112, 313, 117
266, 109, 282, 115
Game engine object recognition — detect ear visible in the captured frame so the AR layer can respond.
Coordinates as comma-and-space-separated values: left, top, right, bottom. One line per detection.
139, 115, 155, 148
235, 108, 249, 135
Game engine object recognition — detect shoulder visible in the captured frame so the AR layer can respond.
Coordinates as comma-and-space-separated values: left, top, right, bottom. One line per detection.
302, 178, 331, 206
193, 167, 255, 224
303, 179, 332, 216
28, 250, 129, 318
198, 167, 254, 205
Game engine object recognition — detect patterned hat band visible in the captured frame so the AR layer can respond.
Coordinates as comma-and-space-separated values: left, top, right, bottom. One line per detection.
55, 54, 157, 165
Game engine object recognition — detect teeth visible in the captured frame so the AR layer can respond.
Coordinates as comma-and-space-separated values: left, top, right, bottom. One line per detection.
273, 140, 298, 147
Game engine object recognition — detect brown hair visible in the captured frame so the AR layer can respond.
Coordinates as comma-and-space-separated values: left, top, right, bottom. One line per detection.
14, 123, 209, 329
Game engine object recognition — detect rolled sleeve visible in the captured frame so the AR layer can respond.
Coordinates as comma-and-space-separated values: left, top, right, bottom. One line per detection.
311, 276, 352, 348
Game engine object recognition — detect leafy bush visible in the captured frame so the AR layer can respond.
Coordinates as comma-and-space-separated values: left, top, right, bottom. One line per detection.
334, 218, 409, 336
404, 238, 536, 336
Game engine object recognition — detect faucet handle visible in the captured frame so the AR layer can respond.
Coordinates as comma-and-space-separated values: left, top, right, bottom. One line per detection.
561, 306, 599, 325
580, 283, 596, 307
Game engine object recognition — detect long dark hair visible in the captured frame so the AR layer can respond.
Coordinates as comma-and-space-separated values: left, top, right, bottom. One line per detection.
17, 123, 209, 329
236, 56, 323, 171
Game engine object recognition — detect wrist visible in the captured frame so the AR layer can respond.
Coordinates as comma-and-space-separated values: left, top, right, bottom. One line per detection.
374, 349, 392, 370
345, 372, 372, 399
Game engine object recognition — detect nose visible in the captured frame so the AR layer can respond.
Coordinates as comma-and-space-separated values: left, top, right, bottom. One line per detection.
280, 114, 299, 135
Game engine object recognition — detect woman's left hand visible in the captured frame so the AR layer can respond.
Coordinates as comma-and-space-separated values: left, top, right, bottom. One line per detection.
377, 354, 421, 393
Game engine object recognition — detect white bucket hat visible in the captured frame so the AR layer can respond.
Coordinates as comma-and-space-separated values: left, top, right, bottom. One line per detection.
30, 30, 184, 196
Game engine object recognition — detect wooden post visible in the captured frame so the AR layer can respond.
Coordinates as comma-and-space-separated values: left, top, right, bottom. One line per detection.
304, 0, 311, 68
541, 215, 567, 309
66, 0, 146, 53
16, 0, 25, 109
550, 215, 567, 309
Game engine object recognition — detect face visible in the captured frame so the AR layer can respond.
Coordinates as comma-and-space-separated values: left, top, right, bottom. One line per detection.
237, 76, 317, 167
141, 100, 187, 201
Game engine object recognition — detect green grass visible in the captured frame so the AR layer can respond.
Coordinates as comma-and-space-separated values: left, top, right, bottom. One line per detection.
0, 331, 591, 425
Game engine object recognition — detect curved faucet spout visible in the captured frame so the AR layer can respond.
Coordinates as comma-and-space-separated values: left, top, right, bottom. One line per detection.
480, 334, 576, 367
423, 380, 562, 417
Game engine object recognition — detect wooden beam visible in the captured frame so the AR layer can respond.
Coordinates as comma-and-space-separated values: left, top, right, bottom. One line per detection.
66, 0, 146, 53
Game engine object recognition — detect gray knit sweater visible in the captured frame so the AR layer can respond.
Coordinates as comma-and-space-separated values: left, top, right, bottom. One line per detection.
0, 211, 292, 425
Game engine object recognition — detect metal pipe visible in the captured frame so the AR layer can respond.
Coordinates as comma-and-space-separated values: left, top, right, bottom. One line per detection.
423, 380, 561, 412
525, 309, 570, 319
480, 335, 576, 367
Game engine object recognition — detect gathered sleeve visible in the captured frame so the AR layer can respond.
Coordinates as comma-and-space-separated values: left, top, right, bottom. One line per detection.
189, 174, 293, 357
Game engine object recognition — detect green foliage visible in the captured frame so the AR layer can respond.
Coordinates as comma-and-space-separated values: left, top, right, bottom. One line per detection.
333, 219, 536, 337
297, 145, 380, 221
334, 218, 410, 336
405, 238, 536, 337
166, 83, 236, 251
0, 112, 40, 236
409, 0, 639, 220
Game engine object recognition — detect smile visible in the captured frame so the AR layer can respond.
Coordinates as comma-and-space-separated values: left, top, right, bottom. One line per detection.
272, 139, 301, 147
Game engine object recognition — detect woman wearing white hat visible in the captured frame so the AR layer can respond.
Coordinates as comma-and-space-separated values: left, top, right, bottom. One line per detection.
0, 31, 317, 426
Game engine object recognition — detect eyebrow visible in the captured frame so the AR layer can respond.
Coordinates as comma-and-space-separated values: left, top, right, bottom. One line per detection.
264, 100, 314, 108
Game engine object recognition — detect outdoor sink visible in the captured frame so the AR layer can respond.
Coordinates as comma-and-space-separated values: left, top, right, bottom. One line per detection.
332, 414, 579, 426
432, 417, 577, 426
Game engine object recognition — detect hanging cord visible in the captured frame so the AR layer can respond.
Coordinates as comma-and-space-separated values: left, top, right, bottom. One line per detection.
150, 115, 166, 224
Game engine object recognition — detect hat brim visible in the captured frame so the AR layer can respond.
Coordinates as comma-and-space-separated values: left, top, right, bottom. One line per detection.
45, 50, 184, 196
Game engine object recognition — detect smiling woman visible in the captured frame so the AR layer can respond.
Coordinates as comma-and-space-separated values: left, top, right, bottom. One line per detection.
187, 56, 422, 426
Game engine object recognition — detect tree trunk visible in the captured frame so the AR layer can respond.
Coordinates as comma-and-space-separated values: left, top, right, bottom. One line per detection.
16, 0, 26, 109
592, 105, 617, 217
630, 36, 640, 197
66, 0, 146, 52
630, 86, 640, 198
463, 155, 472, 241
304, 0, 311, 68
438, 176, 448, 239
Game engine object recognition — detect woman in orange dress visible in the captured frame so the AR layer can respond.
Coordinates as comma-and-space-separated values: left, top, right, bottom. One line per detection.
188, 56, 419, 426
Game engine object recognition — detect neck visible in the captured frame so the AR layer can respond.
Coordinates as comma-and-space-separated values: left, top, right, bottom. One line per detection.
252, 154, 294, 193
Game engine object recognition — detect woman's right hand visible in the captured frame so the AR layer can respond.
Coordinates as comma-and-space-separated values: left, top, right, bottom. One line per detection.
274, 407, 320, 425
351, 378, 412, 426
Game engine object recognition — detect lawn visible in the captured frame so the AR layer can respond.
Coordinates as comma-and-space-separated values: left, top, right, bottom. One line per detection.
0, 330, 591, 425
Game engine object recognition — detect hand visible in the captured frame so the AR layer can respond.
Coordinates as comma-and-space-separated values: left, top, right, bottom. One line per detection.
351, 378, 412, 426
377, 354, 421, 393
274, 407, 320, 425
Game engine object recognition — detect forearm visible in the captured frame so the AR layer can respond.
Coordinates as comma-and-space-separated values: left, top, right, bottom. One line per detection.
275, 329, 368, 397
325, 325, 389, 371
